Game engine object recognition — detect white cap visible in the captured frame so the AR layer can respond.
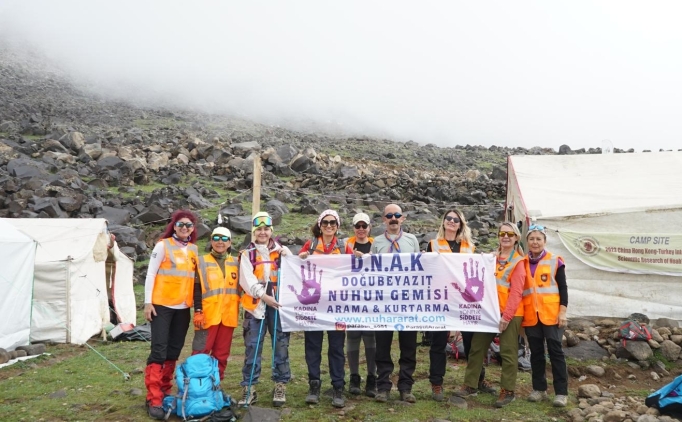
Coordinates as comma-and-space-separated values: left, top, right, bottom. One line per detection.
211, 227, 232, 238
352, 213, 371, 225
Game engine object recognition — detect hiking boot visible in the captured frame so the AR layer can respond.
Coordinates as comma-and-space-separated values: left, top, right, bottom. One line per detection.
375, 390, 390, 403
399, 390, 416, 403
145, 401, 165, 420
494, 389, 516, 408
453, 385, 478, 398
305, 380, 321, 404
332, 387, 346, 408
478, 379, 497, 395
527, 390, 548, 402
349, 373, 362, 395
238, 386, 258, 407
273, 383, 286, 407
553, 394, 568, 407
431, 384, 444, 402
365, 374, 377, 398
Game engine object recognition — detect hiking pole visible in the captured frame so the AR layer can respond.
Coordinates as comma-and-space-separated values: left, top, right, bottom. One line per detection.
271, 265, 282, 371
245, 314, 266, 408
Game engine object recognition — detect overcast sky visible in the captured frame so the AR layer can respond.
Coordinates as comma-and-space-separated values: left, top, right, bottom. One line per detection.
1, 1, 681, 151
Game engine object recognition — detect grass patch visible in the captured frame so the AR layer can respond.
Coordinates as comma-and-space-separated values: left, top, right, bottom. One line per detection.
0, 323, 574, 422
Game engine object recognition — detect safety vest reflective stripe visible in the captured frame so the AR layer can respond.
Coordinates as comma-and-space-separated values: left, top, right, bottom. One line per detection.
203, 288, 239, 299
157, 268, 197, 278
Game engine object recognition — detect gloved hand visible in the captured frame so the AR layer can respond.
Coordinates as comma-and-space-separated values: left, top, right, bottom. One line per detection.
193, 311, 205, 330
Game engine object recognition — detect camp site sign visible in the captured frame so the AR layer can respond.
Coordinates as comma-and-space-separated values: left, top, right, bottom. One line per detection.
558, 231, 682, 276
278, 252, 500, 332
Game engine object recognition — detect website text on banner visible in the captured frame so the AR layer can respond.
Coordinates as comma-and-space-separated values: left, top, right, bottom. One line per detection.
278, 252, 500, 332
558, 231, 682, 276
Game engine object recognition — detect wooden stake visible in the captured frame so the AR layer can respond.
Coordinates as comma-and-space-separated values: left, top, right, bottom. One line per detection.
252, 153, 262, 215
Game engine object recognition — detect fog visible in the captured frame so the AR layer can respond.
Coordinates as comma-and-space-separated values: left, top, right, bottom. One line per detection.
1, 0, 681, 151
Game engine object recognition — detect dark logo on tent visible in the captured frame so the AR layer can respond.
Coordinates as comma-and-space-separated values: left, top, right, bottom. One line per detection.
576, 236, 600, 257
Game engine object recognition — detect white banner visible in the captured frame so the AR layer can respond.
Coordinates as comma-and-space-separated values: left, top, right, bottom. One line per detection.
279, 252, 500, 332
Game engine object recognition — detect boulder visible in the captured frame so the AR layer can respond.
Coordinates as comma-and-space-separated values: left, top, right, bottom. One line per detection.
616, 341, 653, 361
654, 318, 680, 329
97, 206, 132, 226
577, 384, 601, 398
659, 340, 681, 361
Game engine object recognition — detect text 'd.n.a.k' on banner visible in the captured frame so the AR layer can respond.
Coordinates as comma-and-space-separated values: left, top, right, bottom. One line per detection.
278, 252, 500, 332
558, 231, 682, 276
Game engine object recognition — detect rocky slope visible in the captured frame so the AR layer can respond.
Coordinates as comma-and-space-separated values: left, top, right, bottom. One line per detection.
4, 45, 682, 422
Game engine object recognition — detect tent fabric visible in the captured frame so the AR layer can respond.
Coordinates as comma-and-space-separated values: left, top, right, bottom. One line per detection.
0, 219, 36, 351
2, 218, 136, 344
506, 152, 682, 320
508, 152, 682, 219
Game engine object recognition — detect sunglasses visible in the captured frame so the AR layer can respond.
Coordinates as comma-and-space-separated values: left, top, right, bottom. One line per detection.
175, 222, 194, 228
498, 231, 516, 238
444, 216, 461, 223
212, 235, 230, 242
354, 223, 368, 229
385, 213, 402, 219
528, 224, 546, 233
320, 219, 338, 227
253, 215, 273, 227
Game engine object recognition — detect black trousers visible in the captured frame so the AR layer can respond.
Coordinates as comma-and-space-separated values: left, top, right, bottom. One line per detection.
304, 330, 346, 389
428, 331, 449, 386
462, 331, 485, 382
525, 322, 568, 395
375, 330, 417, 392
147, 305, 190, 365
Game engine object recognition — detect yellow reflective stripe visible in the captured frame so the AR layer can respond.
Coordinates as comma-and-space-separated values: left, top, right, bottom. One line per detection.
198, 256, 211, 292
203, 288, 239, 299
158, 268, 196, 278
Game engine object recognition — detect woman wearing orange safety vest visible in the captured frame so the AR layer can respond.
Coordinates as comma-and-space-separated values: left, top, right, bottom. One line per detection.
427, 209, 491, 401
190, 226, 239, 381
522, 224, 569, 408
238, 212, 292, 408
455, 222, 525, 407
298, 209, 349, 409
143, 210, 199, 420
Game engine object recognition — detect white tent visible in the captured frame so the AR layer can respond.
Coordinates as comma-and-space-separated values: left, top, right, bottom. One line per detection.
2, 218, 136, 344
506, 152, 682, 320
0, 219, 36, 351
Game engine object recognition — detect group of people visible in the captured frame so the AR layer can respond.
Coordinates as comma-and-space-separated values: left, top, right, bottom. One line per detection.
141, 204, 569, 419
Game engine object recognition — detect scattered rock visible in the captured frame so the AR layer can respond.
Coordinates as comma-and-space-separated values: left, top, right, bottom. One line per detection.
578, 384, 602, 398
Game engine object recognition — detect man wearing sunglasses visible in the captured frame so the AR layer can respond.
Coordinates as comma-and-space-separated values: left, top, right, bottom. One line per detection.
343, 213, 378, 398
190, 227, 239, 381
371, 204, 421, 404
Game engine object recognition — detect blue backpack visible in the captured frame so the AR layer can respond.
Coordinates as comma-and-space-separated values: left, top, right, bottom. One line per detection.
645, 373, 682, 418
162, 354, 230, 421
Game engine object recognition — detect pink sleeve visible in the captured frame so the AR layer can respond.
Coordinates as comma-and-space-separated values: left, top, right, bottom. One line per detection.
502, 262, 526, 321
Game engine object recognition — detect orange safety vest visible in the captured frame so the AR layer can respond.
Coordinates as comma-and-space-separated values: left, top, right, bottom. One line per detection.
494, 251, 525, 317
197, 254, 240, 327
309, 237, 346, 255
345, 236, 374, 251
152, 238, 198, 307
428, 238, 475, 254
521, 252, 562, 327
240, 247, 281, 312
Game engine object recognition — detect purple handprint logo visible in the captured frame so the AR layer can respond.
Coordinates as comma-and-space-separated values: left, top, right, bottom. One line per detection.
451, 257, 485, 303
288, 260, 323, 305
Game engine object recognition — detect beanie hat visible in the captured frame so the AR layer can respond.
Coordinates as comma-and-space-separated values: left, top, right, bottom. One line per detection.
317, 209, 340, 227
252, 211, 274, 232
